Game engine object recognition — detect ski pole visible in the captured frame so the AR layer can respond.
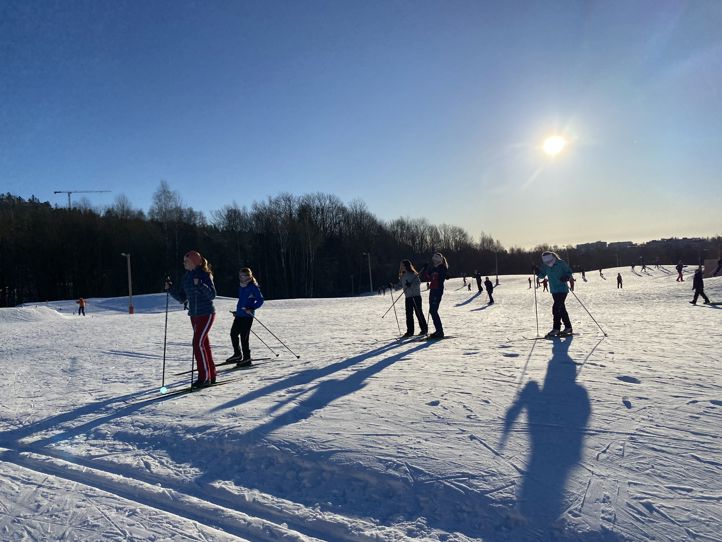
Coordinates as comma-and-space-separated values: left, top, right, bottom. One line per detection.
252, 315, 301, 359
250, 327, 279, 357
391, 290, 401, 334
381, 289, 405, 319
454, 283, 467, 291
190, 289, 197, 389
160, 288, 170, 394
532, 269, 540, 338
569, 289, 608, 337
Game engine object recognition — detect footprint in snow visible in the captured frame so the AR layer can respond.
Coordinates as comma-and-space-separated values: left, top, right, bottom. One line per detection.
616, 375, 641, 384
622, 397, 632, 409
426, 400, 440, 407
711, 400, 722, 406
502, 352, 520, 358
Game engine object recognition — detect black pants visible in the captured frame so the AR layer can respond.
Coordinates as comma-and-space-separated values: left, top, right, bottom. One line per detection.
429, 290, 444, 334
486, 289, 494, 304
476, 279, 482, 292
78, 307, 85, 316
405, 296, 427, 334
692, 289, 710, 304
230, 317, 253, 358
552, 292, 572, 330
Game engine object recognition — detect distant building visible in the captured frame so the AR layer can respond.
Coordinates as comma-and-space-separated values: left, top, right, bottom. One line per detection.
576, 241, 607, 252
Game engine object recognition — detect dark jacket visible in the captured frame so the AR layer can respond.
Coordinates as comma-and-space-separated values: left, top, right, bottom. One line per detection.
693, 271, 704, 291
170, 268, 216, 316
423, 265, 448, 291
484, 279, 494, 293
235, 282, 264, 317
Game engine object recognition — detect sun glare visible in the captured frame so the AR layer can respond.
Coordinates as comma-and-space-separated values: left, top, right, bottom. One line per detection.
543, 136, 567, 156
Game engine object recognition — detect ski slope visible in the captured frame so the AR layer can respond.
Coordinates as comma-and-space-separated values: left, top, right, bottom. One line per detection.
1, 265, 720, 541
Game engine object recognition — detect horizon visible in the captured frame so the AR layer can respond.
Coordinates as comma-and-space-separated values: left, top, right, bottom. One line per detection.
2, 1, 722, 247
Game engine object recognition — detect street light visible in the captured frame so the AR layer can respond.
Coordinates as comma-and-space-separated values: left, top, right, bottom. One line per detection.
362, 252, 373, 293
120, 253, 134, 314
495, 250, 499, 286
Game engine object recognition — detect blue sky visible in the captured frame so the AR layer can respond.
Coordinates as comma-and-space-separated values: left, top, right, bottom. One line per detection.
2, 0, 721, 247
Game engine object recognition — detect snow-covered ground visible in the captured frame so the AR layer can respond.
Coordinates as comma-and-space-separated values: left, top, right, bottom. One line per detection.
1, 265, 720, 542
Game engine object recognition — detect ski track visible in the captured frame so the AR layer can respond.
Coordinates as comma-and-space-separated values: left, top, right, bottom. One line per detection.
1, 268, 721, 541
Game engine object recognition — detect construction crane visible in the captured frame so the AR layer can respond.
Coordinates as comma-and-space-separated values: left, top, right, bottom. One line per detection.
53, 190, 111, 208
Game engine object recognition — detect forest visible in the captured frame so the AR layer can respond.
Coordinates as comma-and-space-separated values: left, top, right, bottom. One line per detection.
1, 183, 719, 307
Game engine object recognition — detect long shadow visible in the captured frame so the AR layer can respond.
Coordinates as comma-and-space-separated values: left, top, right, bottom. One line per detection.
0, 387, 156, 448
233, 341, 433, 444
500, 336, 591, 533
454, 291, 482, 307
470, 303, 494, 312
210, 340, 418, 413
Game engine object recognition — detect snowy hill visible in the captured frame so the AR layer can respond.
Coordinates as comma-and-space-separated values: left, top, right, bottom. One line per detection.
1, 266, 720, 541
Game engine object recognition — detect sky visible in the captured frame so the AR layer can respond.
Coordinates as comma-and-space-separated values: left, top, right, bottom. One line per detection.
1, 0, 721, 248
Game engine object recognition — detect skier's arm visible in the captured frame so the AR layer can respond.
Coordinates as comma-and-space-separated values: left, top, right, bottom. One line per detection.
167, 280, 187, 304
248, 285, 264, 310
194, 273, 217, 301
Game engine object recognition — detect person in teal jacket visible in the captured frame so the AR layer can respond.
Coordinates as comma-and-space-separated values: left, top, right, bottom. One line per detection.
534, 251, 574, 338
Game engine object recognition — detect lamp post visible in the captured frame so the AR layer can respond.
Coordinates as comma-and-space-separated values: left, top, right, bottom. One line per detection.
495, 250, 499, 286
120, 253, 134, 314
362, 252, 373, 293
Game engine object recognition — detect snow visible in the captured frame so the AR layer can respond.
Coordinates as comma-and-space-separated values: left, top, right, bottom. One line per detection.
1, 265, 720, 541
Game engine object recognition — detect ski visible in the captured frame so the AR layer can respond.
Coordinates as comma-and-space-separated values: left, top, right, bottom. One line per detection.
128, 378, 239, 404
174, 357, 271, 376
522, 333, 578, 340
419, 335, 456, 342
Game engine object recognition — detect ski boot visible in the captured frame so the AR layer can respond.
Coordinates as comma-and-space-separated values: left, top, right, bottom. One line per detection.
545, 329, 561, 339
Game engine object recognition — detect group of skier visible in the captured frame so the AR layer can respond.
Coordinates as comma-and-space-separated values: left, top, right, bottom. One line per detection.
164, 250, 265, 389
165, 247, 716, 388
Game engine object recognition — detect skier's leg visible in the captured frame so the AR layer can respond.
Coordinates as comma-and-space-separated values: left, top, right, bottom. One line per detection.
701, 290, 710, 304
240, 317, 252, 359
230, 317, 242, 356
551, 293, 564, 330
429, 292, 443, 335
413, 296, 427, 333
404, 297, 414, 334
692, 290, 699, 304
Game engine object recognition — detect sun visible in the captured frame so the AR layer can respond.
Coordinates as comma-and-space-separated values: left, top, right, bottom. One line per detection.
543, 135, 567, 156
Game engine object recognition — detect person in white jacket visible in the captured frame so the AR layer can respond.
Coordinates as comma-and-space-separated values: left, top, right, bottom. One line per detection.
398, 259, 428, 337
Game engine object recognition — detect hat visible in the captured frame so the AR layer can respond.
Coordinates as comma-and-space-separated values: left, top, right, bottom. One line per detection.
184, 250, 203, 267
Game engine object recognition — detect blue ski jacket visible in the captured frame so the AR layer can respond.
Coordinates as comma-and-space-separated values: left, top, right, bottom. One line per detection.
170, 268, 216, 316
536, 259, 573, 294
235, 282, 264, 317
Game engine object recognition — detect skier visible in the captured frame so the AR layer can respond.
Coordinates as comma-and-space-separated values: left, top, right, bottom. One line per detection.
474, 270, 482, 292
617, 273, 623, 289
228, 267, 264, 366
690, 268, 711, 305
399, 260, 427, 337
581, 269, 587, 281
528, 277, 532, 289
484, 276, 494, 304
542, 277, 549, 292
166, 250, 217, 388
599, 268, 605, 279
422, 253, 449, 339
75, 298, 86, 316
534, 251, 574, 338
676, 261, 685, 282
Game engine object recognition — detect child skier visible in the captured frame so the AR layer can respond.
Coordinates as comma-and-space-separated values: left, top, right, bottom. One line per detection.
422, 253, 448, 339
534, 251, 574, 338
617, 273, 623, 289
228, 267, 265, 366
75, 298, 86, 316
166, 250, 217, 388
399, 260, 427, 337
676, 261, 685, 282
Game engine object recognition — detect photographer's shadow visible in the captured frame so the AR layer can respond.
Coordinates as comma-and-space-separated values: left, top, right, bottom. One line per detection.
500, 336, 591, 531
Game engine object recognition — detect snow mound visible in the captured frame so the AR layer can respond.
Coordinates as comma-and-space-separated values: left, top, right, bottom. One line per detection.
0, 305, 67, 323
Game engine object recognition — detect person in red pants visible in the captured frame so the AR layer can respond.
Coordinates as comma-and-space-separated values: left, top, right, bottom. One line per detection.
166, 250, 217, 388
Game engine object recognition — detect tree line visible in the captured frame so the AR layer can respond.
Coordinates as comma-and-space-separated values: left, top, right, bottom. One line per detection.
1, 185, 719, 307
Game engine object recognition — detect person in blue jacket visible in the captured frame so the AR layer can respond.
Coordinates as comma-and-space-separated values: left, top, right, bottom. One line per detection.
534, 251, 574, 338
228, 267, 264, 367
166, 250, 217, 388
